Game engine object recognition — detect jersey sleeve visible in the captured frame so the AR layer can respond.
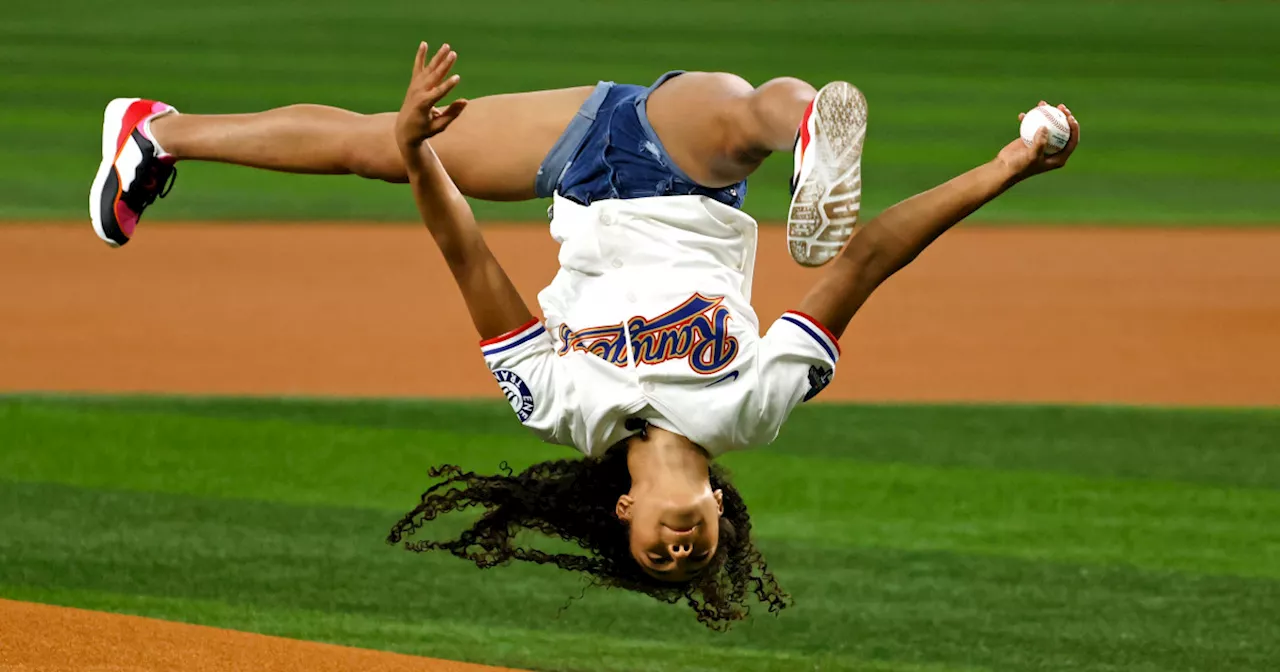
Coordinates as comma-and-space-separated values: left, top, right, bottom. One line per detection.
755, 310, 841, 440
479, 318, 578, 448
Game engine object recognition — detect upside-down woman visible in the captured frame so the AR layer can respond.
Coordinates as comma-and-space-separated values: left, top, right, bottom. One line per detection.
90, 43, 1079, 628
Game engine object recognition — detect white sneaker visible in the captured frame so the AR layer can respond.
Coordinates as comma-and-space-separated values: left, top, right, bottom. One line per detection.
787, 82, 868, 267
88, 98, 179, 247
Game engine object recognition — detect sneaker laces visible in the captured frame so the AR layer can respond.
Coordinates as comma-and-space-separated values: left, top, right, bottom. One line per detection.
122, 158, 178, 212
159, 167, 177, 198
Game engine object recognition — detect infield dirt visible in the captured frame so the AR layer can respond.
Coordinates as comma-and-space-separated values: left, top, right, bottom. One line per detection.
0, 598, 520, 671
3, 223, 1278, 405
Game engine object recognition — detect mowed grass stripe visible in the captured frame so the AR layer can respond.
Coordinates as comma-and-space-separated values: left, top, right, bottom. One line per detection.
735, 455, 1280, 578
3, 0, 1279, 222
7, 394, 1280, 488
2, 397, 1278, 579
2, 481, 1275, 671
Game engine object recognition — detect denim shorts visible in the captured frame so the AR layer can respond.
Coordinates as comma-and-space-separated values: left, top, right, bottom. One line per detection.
535, 71, 747, 210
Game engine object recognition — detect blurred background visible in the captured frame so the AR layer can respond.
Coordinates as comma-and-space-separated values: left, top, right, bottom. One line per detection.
2, 2, 1280, 672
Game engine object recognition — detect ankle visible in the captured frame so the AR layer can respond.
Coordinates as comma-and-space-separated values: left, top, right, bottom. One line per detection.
145, 112, 180, 159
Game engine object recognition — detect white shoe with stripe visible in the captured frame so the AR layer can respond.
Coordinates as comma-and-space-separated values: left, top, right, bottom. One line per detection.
787, 82, 868, 267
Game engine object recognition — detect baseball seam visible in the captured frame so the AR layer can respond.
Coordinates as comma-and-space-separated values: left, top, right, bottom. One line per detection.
1035, 106, 1070, 135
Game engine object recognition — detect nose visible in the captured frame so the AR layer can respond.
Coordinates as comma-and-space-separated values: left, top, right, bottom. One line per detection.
669, 542, 693, 559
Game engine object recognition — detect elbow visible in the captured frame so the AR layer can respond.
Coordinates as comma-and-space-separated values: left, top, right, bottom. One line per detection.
840, 225, 909, 285
437, 236, 480, 271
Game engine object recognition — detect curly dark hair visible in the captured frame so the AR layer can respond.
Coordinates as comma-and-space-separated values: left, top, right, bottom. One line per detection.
386, 441, 789, 630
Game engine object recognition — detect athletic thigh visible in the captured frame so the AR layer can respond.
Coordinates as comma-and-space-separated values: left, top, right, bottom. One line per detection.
429, 86, 595, 201
643, 72, 756, 188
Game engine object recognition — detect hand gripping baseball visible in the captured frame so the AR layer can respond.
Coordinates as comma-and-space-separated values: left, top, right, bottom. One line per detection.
396, 42, 468, 148
996, 101, 1081, 181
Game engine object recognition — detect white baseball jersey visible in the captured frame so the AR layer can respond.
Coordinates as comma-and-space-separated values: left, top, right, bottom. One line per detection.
481, 193, 839, 457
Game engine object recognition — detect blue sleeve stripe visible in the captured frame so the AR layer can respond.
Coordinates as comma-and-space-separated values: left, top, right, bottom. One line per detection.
779, 315, 837, 362
481, 325, 547, 357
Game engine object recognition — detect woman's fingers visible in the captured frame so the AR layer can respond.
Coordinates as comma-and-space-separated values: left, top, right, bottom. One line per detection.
410, 42, 454, 91
1062, 111, 1081, 154
1043, 108, 1080, 168
426, 43, 451, 75
429, 51, 457, 87
402, 41, 463, 140
1031, 127, 1049, 156
431, 99, 469, 131
426, 74, 461, 105
413, 42, 428, 74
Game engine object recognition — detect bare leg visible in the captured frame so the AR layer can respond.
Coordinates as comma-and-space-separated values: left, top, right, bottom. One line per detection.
149, 87, 593, 201
644, 72, 816, 188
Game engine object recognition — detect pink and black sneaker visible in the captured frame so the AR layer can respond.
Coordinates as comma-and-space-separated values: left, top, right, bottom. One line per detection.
787, 82, 868, 267
88, 98, 179, 247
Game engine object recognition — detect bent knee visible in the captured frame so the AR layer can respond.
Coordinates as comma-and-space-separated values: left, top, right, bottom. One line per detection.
344, 146, 408, 184
746, 78, 817, 126
342, 114, 408, 183
732, 77, 818, 157
754, 77, 817, 100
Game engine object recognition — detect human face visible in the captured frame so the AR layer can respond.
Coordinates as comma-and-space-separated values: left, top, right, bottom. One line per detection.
617, 487, 723, 582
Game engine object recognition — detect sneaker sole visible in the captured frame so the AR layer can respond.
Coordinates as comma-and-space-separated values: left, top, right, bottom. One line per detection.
89, 97, 139, 248
787, 82, 868, 267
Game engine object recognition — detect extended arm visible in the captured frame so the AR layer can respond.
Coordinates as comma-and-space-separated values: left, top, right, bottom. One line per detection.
798, 104, 1081, 337
397, 43, 534, 340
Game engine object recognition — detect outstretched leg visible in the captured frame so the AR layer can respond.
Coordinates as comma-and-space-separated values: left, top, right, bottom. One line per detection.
87, 70, 830, 249
88, 85, 593, 246
150, 87, 594, 201
148, 73, 811, 199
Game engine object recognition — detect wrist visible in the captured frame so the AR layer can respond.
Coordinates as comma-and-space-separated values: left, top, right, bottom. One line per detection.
398, 139, 430, 171
988, 157, 1024, 190
397, 136, 422, 156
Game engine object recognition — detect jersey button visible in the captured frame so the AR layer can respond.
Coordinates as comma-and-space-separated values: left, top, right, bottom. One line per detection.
612, 258, 624, 268
600, 214, 614, 226
641, 381, 655, 393
625, 291, 637, 302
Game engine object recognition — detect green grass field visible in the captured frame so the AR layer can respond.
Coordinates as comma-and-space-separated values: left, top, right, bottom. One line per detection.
2, 395, 1278, 671
4, 0, 1280, 224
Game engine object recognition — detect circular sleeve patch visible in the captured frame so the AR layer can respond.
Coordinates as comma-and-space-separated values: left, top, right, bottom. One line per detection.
493, 369, 536, 422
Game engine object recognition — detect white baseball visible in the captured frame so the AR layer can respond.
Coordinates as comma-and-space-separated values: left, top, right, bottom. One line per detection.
1020, 105, 1071, 155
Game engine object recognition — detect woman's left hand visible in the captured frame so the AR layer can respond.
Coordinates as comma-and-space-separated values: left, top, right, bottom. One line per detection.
395, 42, 468, 150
